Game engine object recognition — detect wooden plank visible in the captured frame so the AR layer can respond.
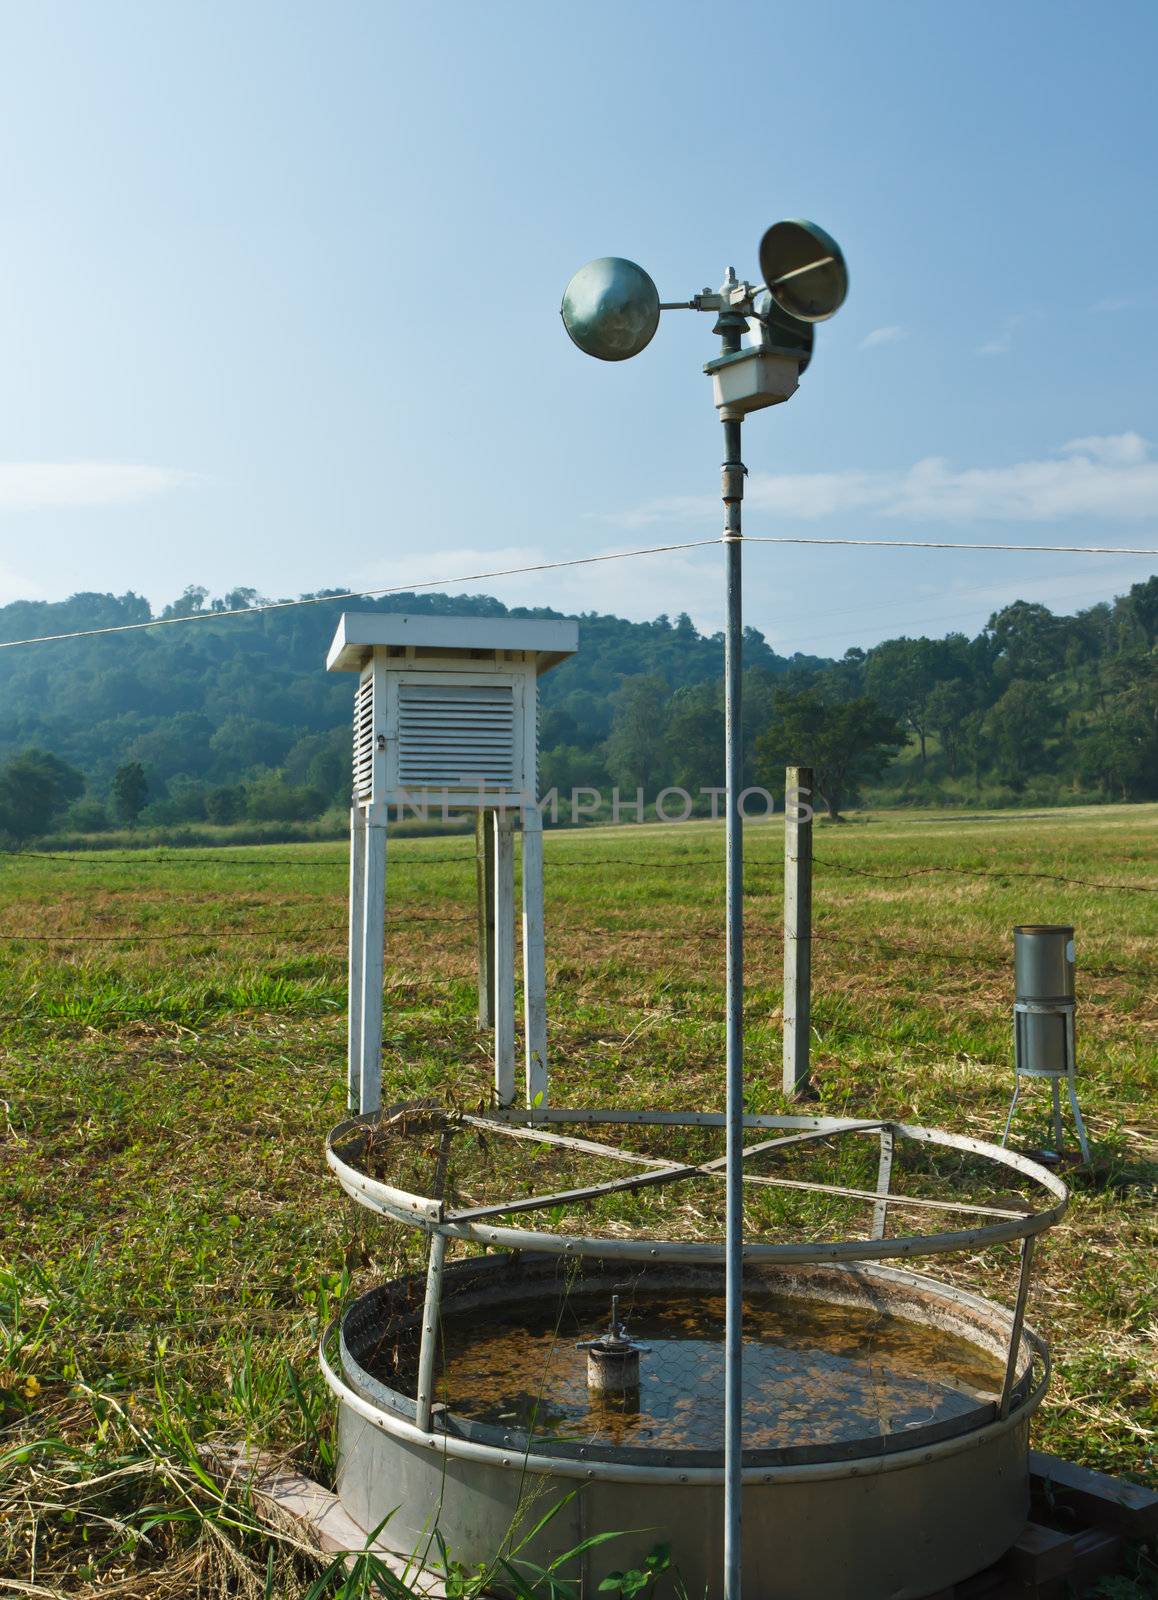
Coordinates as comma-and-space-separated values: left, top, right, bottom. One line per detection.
1070, 1527, 1122, 1588
256, 1469, 455, 1595
1004, 1522, 1075, 1584
1030, 1449, 1158, 1536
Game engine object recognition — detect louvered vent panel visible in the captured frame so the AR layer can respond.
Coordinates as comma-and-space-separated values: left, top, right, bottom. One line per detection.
398, 682, 516, 786
352, 672, 375, 800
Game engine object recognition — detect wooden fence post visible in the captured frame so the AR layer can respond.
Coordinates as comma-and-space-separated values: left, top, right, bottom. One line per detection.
521, 803, 548, 1111
783, 765, 813, 1098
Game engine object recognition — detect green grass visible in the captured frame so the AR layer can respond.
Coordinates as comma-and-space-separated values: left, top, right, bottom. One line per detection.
1, 805, 1155, 1596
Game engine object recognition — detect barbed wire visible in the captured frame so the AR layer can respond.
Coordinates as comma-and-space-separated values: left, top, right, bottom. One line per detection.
0, 913, 1143, 982
813, 858, 1157, 895
3, 847, 1153, 892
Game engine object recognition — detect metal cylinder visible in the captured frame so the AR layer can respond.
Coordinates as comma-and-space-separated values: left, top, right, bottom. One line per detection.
1013, 926, 1075, 1081
586, 1344, 641, 1398
1013, 926, 1075, 1004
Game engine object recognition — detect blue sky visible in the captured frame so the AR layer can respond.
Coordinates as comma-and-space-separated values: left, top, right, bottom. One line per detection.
1, 0, 1156, 655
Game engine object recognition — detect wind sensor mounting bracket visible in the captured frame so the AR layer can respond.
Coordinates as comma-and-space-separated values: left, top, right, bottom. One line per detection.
560, 219, 847, 412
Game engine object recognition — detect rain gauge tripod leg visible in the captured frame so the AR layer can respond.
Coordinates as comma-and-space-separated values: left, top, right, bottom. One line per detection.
1051, 1078, 1064, 1151
1065, 1013, 1090, 1164
521, 803, 548, 1111
494, 809, 516, 1108
1001, 1075, 1021, 1148
1067, 1072, 1091, 1165
347, 805, 367, 1113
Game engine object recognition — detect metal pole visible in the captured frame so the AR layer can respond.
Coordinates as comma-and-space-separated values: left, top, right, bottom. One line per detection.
998, 1234, 1035, 1418
782, 765, 813, 1098
414, 1229, 447, 1433
720, 307, 746, 1600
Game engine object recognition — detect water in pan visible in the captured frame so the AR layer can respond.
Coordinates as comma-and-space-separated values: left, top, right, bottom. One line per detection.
426, 1290, 1006, 1451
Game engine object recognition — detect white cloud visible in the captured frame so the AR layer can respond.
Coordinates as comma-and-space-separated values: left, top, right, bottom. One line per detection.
1059, 431, 1148, 465
0, 462, 196, 513
859, 324, 906, 350
1091, 295, 1134, 314
608, 433, 1158, 529
977, 313, 1027, 357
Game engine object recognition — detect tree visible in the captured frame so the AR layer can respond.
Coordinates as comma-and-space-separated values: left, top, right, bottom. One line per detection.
208, 715, 291, 776
864, 638, 942, 768
664, 680, 721, 793
1078, 649, 1158, 799
0, 749, 85, 841
985, 602, 1064, 682
161, 585, 209, 619
603, 675, 670, 794
112, 762, 149, 825
205, 784, 247, 823
1123, 577, 1158, 650
924, 678, 974, 776
983, 680, 1057, 790
755, 690, 903, 820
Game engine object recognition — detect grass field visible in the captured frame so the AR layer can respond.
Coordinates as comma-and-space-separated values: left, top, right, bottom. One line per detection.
1, 804, 1155, 1597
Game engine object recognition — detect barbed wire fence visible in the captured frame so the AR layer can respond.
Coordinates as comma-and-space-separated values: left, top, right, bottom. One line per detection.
0, 836, 1150, 1050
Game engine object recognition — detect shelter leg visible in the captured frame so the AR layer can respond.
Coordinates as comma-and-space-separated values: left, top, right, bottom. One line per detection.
521, 803, 548, 1111
347, 805, 367, 1113
494, 809, 516, 1107
358, 807, 387, 1116
475, 809, 495, 1029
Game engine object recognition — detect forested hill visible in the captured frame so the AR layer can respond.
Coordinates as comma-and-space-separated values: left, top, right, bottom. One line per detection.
0, 575, 1155, 836
0, 585, 812, 830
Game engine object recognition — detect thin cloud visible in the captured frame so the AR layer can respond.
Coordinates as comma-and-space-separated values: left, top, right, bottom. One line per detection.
860, 324, 906, 350
1090, 295, 1134, 314
0, 462, 197, 513
607, 433, 1158, 528
977, 313, 1025, 357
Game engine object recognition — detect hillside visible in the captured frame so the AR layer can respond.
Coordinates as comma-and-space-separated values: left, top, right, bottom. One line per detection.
0, 576, 1154, 836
